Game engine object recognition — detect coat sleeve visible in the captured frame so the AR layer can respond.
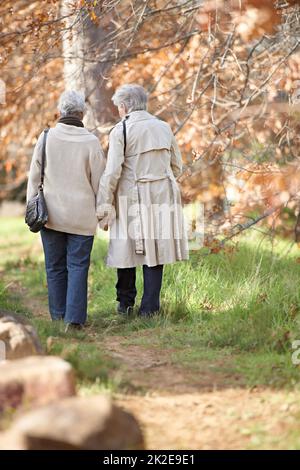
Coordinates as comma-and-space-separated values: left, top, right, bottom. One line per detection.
97, 125, 124, 223
26, 132, 44, 202
170, 132, 183, 178
89, 139, 106, 196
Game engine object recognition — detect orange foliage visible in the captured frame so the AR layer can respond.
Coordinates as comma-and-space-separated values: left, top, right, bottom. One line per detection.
1, 0, 300, 239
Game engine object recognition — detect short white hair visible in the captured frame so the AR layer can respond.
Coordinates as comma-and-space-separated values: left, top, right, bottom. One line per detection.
112, 84, 148, 112
58, 90, 85, 117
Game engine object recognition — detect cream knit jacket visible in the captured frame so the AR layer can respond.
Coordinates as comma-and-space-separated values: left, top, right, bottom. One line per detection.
26, 123, 106, 236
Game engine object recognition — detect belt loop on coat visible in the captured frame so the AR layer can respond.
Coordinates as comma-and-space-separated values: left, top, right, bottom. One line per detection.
168, 175, 182, 261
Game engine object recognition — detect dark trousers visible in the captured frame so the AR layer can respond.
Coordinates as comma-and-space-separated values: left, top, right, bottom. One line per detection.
41, 227, 94, 324
116, 265, 164, 315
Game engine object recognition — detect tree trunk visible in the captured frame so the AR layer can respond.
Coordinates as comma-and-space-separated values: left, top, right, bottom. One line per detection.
61, 1, 118, 136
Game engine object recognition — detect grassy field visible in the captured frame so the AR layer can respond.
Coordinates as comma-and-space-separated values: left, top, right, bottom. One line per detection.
2, 217, 300, 449
1, 216, 300, 390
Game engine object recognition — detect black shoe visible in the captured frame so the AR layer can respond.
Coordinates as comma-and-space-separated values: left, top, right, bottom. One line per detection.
138, 310, 159, 318
117, 303, 134, 316
64, 322, 84, 333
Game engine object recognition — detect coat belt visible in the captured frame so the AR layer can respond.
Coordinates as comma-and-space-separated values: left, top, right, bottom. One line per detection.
131, 175, 183, 259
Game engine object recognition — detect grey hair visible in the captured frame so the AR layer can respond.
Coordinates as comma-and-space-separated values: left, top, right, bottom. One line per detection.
58, 90, 85, 117
112, 84, 148, 112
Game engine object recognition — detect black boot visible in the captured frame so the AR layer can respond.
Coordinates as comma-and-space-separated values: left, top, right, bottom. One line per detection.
117, 303, 134, 316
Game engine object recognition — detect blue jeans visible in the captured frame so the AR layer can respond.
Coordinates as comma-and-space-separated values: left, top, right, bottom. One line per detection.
116, 265, 164, 315
41, 227, 94, 324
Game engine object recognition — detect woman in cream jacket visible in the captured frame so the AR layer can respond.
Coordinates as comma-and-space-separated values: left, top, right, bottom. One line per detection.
98, 84, 189, 317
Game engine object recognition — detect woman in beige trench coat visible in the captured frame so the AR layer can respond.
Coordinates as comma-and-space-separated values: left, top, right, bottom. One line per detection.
98, 84, 189, 317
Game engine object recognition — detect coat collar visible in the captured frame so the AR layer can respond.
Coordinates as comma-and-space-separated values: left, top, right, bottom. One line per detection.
54, 123, 93, 136
125, 110, 157, 124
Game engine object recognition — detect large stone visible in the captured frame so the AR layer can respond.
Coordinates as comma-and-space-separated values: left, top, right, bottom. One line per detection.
0, 356, 76, 412
0, 395, 144, 450
0, 311, 43, 360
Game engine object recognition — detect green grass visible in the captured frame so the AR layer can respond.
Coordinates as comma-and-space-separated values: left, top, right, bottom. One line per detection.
1, 217, 300, 390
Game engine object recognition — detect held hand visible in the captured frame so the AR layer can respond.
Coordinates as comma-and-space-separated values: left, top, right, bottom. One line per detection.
98, 217, 110, 231
97, 204, 116, 231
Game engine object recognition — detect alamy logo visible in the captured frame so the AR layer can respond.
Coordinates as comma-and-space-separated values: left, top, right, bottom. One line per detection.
0, 79, 6, 105
0, 340, 6, 362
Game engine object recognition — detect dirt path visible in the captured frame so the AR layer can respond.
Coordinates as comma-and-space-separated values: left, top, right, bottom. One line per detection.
102, 334, 300, 449
3, 280, 300, 449
115, 390, 300, 449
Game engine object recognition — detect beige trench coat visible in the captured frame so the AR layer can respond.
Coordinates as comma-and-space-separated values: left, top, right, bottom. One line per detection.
98, 110, 189, 268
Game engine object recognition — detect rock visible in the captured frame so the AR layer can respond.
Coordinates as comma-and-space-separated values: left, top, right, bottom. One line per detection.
0, 311, 43, 360
0, 356, 76, 412
0, 395, 144, 450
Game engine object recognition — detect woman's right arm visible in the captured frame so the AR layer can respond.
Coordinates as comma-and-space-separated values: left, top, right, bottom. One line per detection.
89, 139, 106, 196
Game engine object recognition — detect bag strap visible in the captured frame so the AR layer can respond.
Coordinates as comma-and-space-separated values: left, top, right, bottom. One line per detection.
122, 115, 129, 155
39, 128, 50, 190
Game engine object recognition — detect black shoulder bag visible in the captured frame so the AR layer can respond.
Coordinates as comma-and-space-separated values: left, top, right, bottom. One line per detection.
25, 128, 49, 233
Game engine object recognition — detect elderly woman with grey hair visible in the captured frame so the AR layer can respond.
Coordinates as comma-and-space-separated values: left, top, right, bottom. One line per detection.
27, 90, 105, 331
98, 84, 189, 317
